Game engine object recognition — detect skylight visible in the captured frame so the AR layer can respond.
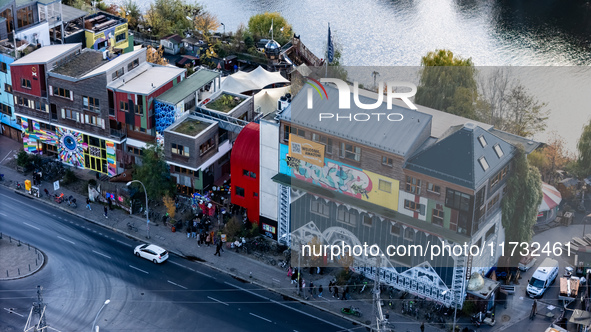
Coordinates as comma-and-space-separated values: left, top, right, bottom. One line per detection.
478, 135, 487, 147
478, 156, 489, 171
493, 144, 504, 158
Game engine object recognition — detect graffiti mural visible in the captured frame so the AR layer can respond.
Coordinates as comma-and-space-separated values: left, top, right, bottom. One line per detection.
106, 141, 116, 176
21, 117, 58, 153
57, 127, 86, 167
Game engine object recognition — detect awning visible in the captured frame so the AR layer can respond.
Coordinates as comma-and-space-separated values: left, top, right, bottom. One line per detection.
539, 182, 562, 212
126, 138, 147, 149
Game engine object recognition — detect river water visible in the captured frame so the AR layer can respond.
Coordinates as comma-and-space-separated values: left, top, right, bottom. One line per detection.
110, 0, 591, 153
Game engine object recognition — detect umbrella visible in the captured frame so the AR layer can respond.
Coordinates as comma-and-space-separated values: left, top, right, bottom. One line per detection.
539, 182, 562, 212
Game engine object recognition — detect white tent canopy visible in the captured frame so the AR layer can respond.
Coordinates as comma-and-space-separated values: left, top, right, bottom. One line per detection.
220, 66, 289, 94
254, 86, 291, 115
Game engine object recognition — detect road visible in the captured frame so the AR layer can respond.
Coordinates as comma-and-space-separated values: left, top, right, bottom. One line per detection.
0, 186, 358, 331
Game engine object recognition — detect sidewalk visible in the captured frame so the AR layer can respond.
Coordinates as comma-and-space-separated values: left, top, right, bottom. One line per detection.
0, 136, 446, 331
0, 234, 45, 280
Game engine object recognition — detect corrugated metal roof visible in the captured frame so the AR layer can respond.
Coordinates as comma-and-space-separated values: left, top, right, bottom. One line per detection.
156, 69, 219, 105
406, 124, 516, 189
279, 84, 432, 158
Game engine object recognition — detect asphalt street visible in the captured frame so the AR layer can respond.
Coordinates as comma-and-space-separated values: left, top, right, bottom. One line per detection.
0, 185, 360, 332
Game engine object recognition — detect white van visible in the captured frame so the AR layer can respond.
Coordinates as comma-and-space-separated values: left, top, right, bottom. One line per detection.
526, 257, 559, 298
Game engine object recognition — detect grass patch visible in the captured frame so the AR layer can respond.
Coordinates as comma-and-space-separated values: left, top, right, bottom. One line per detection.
206, 93, 245, 113
172, 119, 210, 136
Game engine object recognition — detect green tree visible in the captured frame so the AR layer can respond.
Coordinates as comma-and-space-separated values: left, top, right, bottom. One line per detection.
119, 0, 142, 30
131, 144, 175, 201
503, 84, 549, 137
415, 49, 478, 119
577, 118, 591, 176
145, 0, 202, 39
502, 146, 543, 265
248, 12, 293, 45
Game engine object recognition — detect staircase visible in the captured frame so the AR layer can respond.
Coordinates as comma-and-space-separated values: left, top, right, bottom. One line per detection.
278, 185, 291, 245
452, 256, 467, 308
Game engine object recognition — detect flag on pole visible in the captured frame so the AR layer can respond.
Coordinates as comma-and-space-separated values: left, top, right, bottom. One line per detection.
269, 19, 273, 35
280, 27, 284, 32
327, 24, 334, 64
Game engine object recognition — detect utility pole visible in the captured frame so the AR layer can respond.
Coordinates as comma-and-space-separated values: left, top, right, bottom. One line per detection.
25, 285, 47, 332
373, 257, 386, 332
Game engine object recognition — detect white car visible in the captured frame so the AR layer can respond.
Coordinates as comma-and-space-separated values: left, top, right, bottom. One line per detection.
134, 244, 169, 264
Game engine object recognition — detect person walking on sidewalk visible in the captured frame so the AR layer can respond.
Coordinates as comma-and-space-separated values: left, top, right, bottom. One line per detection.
86, 197, 91, 210
214, 240, 222, 256
318, 284, 323, 297
328, 280, 334, 294
530, 299, 537, 320
108, 197, 113, 210
333, 285, 339, 298
187, 224, 192, 238
104, 205, 108, 218
420, 322, 425, 332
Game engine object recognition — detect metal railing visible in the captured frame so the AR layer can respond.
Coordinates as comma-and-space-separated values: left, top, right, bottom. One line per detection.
110, 127, 127, 139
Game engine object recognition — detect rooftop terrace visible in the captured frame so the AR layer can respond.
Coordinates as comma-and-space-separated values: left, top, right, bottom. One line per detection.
205, 93, 246, 113
170, 118, 211, 137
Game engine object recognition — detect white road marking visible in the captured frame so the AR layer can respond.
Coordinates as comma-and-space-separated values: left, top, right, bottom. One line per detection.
129, 265, 149, 274
57, 236, 75, 245
169, 261, 189, 269
3, 307, 24, 317
23, 222, 41, 230
117, 240, 132, 247
269, 299, 348, 331
207, 296, 229, 306
249, 312, 272, 323
0, 150, 13, 164
92, 250, 111, 259
194, 270, 213, 278
167, 280, 187, 289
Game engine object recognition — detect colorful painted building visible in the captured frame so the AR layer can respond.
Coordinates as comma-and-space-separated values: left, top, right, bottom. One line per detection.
230, 122, 260, 223
84, 11, 129, 52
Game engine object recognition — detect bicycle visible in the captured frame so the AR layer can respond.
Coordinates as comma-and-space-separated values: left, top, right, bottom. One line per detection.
127, 222, 138, 232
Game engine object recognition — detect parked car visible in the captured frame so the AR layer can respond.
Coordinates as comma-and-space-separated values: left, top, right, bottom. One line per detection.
134, 244, 169, 264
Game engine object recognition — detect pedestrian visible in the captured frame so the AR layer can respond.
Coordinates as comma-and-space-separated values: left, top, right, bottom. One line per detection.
206, 233, 211, 246
341, 286, 348, 300
214, 241, 222, 256
291, 268, 298, 284
302, 279, 307, 299
334, 286, 339, 298
287, 266, 293, 279
420, 322, 425, 332
310, 281, 315, 298
191, 226, 196, 239
318, 284, 323, 297
187, 224, 192, 238
328, 280, 334, 294
103, 205, 108, 218
530, 299, 537, 320
108, 197, 113, 210
86, 197, 91, 210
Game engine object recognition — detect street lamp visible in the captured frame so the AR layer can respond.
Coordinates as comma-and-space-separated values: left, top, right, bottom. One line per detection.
91, 299, 110, 332
220, 23, 225, 41
442, 289, 458, 332
126, 180, 150, 239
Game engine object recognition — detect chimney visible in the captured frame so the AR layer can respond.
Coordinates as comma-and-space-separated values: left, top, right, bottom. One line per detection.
463, 122, 477, 131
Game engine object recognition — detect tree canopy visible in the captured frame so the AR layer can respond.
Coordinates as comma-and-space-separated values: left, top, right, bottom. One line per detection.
415, 49, 478, 119
131, 144, 175, 201
144, 0, 202, 39
118, 0, 142, 30
248, 12, 293, 46
502, 146, 543, 264
577, 118, 591, 176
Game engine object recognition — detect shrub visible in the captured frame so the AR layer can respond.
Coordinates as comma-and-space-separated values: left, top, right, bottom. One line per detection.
62, 169, 77, 185
461, 300, 477, 316
223, 216, 244, 241
16, 150, 29, 168
335, 269, 352, 286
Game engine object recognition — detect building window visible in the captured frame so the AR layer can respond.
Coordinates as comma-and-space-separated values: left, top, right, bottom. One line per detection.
63, 109, 79, 121
478, 156, 489, 171
391, 224, 401, 236
53, 86, 71, 99
200, 138, 215, 155
336, 206, 356, 226
404, 199, 423, 213
427, 182, 441, 194
21, 78, 31, 89
127, 146, 143, 156
120, 101, 129, 112
432, 207, 444, 226
115, 32, 126, 43
378, 179, 392, 193
363, 215, 373, 227
112, 67, 124, 80
478, 135, 487, 147
490, 165, 509, 187
171, 143, 190, 156
382, 156, 393, 166
283, 125, 290, 141
310, 199, 329, 217
16, 96, 30, 107
0, 103, 11, 115
405, 176, 421, 195
404, 227, 414, 241
133, 102, 143, 115
83, 96, 100, 112
127, 58, 139, 71
5, 83, 12, 93
493, 144, 504, 158
85, 114, 103, 127
485, 225, 496, 241
340, 142, 361, 162
0, 62, 6, 73
235, 186, 245, 197
445, 188, 471, 212
487, 194, 500, 210
242, 169, 256, 178
312, 133, 333, 154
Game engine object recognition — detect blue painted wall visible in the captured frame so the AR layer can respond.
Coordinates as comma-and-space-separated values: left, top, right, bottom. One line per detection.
0, 53, 19, 130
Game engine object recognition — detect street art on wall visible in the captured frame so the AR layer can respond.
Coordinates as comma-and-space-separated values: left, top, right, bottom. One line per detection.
154, 100, 176, 133
57, 127, 85, 167
21, 117, 58, 153
106, 141, 116, 177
